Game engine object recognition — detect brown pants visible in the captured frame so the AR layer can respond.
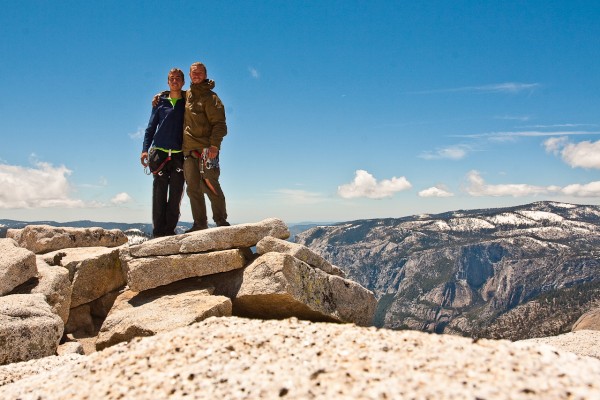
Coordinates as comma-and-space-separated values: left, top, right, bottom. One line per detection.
183, 153, 228, 226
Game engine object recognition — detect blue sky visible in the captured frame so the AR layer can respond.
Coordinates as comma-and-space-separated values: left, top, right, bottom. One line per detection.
2, 1, 600, 224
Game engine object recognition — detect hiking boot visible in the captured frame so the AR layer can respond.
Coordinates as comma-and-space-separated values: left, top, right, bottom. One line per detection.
185, 224, 208, 233
216, 221, 231, 227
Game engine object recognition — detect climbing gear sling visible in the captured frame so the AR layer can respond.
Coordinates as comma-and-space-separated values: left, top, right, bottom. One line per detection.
190, 148, 220, 196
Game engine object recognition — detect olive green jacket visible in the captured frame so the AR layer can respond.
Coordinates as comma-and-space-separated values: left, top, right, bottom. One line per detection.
183, 79, 227, 152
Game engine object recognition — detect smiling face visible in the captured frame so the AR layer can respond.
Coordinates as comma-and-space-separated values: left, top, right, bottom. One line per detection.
167, 69, 184, 91
189, 64, 207, 84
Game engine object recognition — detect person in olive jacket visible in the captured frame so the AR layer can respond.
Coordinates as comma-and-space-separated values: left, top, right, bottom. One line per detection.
182, 62, 230, 232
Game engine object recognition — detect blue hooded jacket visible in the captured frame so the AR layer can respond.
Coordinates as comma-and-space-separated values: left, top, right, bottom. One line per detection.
142, 93, 185, 152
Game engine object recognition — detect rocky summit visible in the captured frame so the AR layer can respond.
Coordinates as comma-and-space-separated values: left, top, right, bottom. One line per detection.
1, 213, 599, 398
1, 316, 600, 399
0, 218, 375, 366
295, 201, 600, 339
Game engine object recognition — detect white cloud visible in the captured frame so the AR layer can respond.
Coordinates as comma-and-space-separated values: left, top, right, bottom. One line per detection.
415, 82, 540, 94
465, 170, 559, 197
561, 182, 600, 197
274, 189, 326, 205
111, 192, 132, 204
544, 137, 600, 169
495, 115, 531, 121
457, 130, 599, 142
338, 170, 412, 199
248, 66, 260, 79
474, 83, 541, 93
80, 176, 109, 189
420, 145, 470, 160
543, 136, 570, 155
464, 170, 600, 198
419, 186, 454, 197
525, 123, 598, 128
561, 140, 600, 169
0, 162, 85, 208
129, 127, 145, 140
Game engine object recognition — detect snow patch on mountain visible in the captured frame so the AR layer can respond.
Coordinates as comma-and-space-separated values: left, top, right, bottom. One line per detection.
523, 226, 577, 241
430, 220, 451, 231
518, 210, 564, 222
448, 217, 495, 231
548, 202, 577, 209
401, 220, 437, 230
488, 213, 536, 226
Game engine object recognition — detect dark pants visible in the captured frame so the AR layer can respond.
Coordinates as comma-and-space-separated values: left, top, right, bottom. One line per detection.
184, 152, 228, 227
152, 153, 185, 237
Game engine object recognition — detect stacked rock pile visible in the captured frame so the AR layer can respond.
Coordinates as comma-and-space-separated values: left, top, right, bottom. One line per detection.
0, 219, 376, 365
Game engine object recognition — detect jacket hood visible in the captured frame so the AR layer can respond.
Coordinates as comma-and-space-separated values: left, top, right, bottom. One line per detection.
190, 79, 216, 91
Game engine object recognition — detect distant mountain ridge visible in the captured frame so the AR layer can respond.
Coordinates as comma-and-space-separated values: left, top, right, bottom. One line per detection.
0, 219, 323, 242
0, 219, 157, 239
294, 201, 600, 339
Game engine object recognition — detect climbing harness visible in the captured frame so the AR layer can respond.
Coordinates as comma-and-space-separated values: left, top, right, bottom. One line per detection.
145, 148, 172, 176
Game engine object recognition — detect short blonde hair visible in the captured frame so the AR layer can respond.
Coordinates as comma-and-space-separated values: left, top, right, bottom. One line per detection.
190, 62, 207, 76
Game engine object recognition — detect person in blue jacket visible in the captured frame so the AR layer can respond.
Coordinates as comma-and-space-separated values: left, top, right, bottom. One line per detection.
140, 68, 186, 238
